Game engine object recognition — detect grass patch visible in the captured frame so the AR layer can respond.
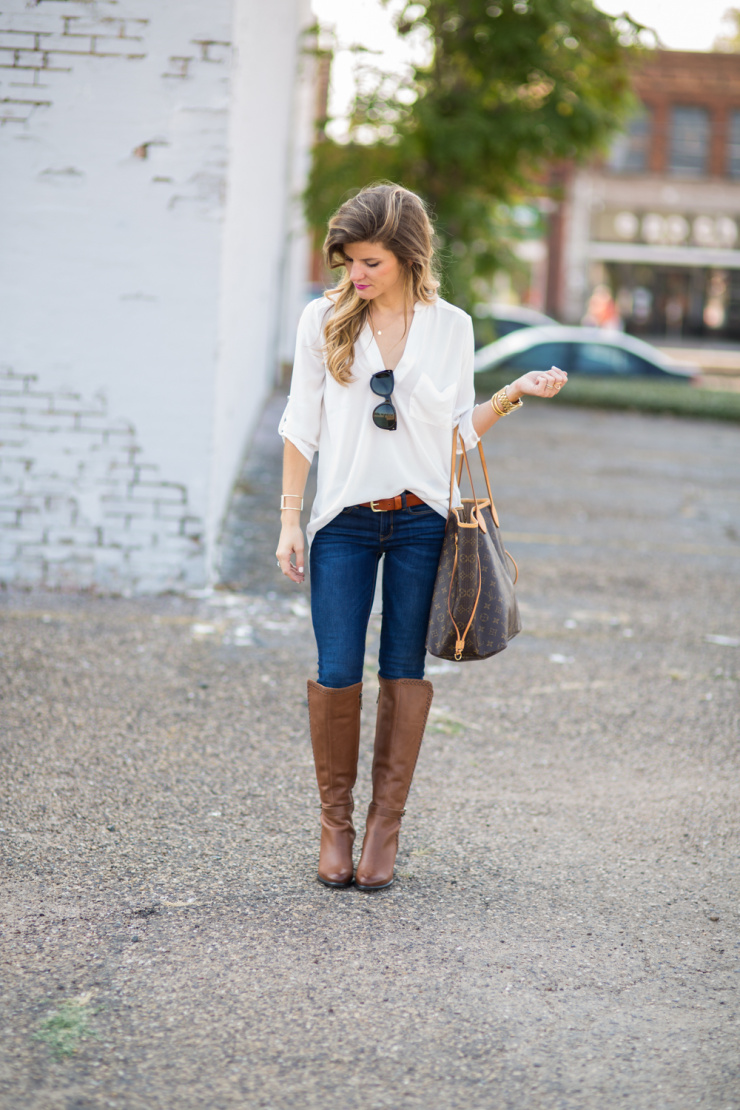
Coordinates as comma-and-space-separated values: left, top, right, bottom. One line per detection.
429, 710, 467, 736
34, 993, 96, 1059
474, 370, 740, 422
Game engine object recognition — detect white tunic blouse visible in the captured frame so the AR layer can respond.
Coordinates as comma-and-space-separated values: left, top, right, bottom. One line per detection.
279, 294, 480, 546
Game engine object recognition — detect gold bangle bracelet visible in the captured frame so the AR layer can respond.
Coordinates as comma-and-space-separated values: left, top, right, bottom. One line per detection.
490, 387, 523, 416
280, 494, 304, 511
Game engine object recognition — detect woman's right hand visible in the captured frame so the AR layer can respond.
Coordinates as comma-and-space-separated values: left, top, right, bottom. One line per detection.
276, 522, 305, 584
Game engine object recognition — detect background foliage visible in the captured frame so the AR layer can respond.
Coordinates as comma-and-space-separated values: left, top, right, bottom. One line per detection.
306, 0, 647, 309
714, 7, 740, 51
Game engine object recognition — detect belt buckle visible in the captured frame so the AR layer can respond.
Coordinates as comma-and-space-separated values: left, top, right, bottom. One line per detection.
370, 500, 383, 512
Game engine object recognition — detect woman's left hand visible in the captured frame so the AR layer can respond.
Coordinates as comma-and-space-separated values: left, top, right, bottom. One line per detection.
508, 366, 568, 402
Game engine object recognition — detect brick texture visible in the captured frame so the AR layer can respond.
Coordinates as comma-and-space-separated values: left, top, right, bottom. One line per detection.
631, 51, 740, 177
0, 367, 205, 592
0, 4, 233, 124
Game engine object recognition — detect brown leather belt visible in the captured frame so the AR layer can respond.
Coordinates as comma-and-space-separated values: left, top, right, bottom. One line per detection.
359, 492, 425, 512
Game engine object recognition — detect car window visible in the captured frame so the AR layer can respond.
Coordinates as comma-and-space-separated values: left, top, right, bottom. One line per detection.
493, 319, 527, 338
625, 353, 663, 376
500, 342, 568, 373
573, 343, 639, 376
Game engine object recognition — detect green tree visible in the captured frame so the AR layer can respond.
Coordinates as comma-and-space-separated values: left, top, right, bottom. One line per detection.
714, 7, 740, 51
306, 0, 647, 308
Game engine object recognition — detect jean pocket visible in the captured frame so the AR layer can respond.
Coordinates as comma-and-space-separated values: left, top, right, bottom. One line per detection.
406, 501, 434, 515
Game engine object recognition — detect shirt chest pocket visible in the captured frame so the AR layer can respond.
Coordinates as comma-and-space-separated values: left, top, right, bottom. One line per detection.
409, 373, 456, 427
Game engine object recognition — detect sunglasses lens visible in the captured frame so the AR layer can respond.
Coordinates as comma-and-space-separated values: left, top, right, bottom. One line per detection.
373, 402, 397, 431
370, 370, 394, 398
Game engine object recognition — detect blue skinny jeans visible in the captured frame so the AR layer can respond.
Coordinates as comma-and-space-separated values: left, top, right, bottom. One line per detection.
309, 499, 447, 689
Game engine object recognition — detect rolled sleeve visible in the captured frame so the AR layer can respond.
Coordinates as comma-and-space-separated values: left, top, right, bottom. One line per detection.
278, 409, 315, 465
278, 299, 328, 465
453, 316, 480, 451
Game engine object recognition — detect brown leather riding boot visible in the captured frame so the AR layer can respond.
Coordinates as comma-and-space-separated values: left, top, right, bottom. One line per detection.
354, 676, 433, 892
307, 679, 362, 888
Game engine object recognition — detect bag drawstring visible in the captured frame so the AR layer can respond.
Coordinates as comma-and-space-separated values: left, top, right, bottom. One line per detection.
447, 533, 483, 661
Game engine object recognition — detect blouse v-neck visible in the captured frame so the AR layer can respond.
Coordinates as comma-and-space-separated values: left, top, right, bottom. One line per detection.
364, 302, 425, 379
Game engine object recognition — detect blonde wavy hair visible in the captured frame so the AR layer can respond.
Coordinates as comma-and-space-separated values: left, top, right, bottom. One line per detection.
322, 183, 439, 385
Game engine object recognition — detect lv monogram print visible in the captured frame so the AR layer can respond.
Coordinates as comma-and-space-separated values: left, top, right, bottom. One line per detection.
426, 501, 522, 662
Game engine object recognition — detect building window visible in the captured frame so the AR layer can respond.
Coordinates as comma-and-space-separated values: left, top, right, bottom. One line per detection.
607, 107, 651, 173
668, 106, 710, 177
728, 111, 740, 178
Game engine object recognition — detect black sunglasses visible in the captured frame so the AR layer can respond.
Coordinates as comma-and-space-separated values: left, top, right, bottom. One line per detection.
371, 369, 396, 431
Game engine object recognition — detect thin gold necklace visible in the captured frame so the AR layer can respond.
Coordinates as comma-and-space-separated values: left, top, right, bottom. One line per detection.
369, 306, 407, 337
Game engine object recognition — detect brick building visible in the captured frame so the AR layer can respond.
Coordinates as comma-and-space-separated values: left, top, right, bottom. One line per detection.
547, 49, 740, 338
0, 0, 314, 593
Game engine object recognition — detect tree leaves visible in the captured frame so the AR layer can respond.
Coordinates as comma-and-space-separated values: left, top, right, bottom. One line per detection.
305, 0, 647, 308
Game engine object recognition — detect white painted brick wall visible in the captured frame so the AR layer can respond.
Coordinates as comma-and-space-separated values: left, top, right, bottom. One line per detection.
0, 366, 204, 591
0, 0, 312, 592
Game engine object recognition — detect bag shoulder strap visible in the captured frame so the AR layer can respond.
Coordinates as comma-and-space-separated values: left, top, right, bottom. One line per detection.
450, 427, 480, 510
449, 427, 500, 527
477, 438, 499, 527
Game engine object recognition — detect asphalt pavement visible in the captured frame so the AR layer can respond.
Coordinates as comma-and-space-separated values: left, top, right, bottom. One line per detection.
1, 391, 739, 1109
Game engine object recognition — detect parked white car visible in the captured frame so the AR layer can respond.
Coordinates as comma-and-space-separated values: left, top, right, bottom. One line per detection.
474, 325, 700, 382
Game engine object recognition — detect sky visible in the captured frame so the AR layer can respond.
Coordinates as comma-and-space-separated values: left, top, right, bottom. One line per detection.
310, 0, 739, 135
596, 0, 735, 45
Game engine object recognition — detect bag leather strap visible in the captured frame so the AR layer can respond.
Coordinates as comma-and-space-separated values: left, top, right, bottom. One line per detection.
449, 427, 500, 528
448, 428, 482, 509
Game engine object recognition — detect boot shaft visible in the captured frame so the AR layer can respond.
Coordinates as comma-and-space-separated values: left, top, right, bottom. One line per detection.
307, 680, 362, 809
370, 676, 434, 814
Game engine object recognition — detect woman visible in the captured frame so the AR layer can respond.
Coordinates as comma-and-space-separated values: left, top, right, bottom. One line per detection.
277, 183, 567, 892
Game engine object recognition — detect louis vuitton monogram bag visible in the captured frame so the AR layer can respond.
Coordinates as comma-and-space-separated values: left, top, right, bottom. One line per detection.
425, 429, 521, 662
